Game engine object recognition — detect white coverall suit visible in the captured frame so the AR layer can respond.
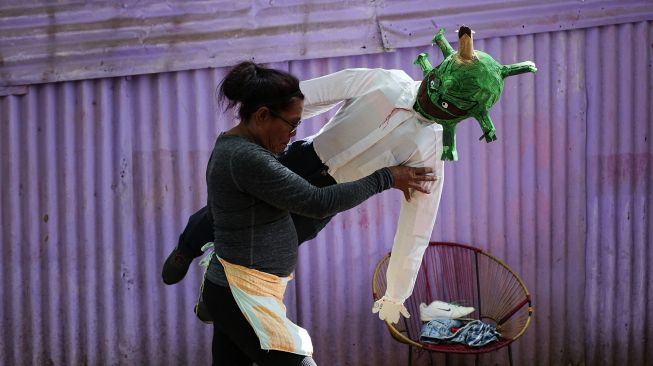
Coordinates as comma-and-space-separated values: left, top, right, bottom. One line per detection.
299, 68, 445, 323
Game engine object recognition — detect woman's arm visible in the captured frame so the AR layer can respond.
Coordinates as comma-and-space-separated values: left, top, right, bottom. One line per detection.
231, 145, 393, 219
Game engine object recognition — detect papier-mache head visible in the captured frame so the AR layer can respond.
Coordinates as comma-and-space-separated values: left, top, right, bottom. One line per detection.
414, 26, 537, 160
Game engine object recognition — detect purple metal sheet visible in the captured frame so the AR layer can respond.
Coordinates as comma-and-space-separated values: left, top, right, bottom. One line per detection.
0, 0, 651, 87
378, 0, 653, 49
1, 18, 652, 366
584, 21, 653, 366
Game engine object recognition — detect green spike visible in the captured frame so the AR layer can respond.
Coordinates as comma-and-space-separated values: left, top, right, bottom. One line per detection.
441, 125, 458, 161
414, 53, 433, 77
501, 61, 537, 78
432, 28, 454, 58
475, 113, 497, 143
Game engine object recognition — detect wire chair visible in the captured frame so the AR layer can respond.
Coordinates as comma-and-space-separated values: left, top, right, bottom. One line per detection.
372, 242, 532, 365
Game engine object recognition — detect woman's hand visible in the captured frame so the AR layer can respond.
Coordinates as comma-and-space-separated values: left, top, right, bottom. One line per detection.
387, 166, 436, 202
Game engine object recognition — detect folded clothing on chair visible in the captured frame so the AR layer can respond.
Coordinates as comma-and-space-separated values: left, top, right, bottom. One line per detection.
419, 318, 500, 347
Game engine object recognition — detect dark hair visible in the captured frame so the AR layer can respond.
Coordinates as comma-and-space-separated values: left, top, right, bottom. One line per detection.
218, 61, 304, 121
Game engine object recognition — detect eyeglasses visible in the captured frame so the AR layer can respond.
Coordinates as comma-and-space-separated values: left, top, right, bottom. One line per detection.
270, 110, 301, 134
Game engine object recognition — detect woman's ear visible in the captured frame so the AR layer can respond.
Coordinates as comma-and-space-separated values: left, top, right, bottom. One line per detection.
252, 106, 270, 125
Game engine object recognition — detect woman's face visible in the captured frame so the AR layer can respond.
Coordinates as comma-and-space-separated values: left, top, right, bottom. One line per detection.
259, 97, 304, 154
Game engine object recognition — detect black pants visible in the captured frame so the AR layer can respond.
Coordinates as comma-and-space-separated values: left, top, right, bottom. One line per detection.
203, 280, 317, 366
178, 139, 336, 258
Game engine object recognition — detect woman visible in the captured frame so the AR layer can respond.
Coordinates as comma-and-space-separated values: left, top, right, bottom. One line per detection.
202, 61, 435, 366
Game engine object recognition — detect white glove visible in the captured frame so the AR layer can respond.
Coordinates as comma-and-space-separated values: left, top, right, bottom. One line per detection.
372, 295, 410, 324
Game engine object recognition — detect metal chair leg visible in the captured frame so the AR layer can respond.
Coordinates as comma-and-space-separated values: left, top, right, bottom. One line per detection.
508, 344, 514, 366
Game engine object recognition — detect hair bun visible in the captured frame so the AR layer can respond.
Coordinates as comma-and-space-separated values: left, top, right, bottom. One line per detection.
221, 61, 259, 102
217, 61, 303, 121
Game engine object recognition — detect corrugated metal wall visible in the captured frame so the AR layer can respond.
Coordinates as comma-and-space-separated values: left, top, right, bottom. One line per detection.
0, 69, 225, 365
2, 21, 652, 366
1, 0, 651, 86
584, 22, 653, 366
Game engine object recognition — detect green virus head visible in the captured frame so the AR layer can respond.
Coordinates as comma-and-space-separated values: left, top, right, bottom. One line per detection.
413, 26, 537, 161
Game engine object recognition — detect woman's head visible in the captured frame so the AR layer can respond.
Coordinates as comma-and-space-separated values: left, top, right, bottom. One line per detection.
218, 61, 304, 154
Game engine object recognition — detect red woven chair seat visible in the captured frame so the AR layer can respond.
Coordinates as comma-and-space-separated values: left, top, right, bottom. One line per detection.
419, 336, 513, 354
372, 242, 532, 362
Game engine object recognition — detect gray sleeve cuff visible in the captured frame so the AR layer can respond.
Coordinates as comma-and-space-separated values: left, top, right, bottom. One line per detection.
376, 167, 394, 192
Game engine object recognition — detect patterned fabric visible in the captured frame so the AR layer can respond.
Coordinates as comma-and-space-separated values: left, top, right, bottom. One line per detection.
420, 319, 501, 347
202, 247, 313, 356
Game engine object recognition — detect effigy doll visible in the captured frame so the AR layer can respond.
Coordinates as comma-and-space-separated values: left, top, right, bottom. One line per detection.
261, 25, 537, 323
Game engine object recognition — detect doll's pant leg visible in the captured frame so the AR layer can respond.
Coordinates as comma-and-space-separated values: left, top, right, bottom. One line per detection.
280, 140, 337, 244
177, 206, 214, 258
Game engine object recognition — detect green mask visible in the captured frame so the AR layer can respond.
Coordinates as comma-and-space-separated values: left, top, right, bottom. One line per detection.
414, 26, 537, 161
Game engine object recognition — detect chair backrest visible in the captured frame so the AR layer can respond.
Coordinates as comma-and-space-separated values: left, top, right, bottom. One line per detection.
372, 242, 532, 348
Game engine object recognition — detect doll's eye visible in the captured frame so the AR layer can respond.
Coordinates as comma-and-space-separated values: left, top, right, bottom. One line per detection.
430, 80, 436, 88
441, 101, 449, 109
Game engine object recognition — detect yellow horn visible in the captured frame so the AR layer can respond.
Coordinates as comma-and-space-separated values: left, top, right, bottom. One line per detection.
456, 25, 475, 63
458, 34, 474, 62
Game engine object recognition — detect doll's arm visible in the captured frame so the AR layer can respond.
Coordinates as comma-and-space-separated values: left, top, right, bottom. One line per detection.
300, 68, 396, 119
373, 155, 444, 323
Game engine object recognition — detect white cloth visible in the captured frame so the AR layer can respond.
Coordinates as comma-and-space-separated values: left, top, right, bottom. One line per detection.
300, 68, 445, 323
199, 243, 313, 356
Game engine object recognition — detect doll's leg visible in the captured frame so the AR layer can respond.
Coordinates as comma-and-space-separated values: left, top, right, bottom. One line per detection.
162, 206, 213, 285
280, 140, 337, 244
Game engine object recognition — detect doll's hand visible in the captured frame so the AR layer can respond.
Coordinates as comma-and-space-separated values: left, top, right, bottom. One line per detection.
372, 296, 410, 324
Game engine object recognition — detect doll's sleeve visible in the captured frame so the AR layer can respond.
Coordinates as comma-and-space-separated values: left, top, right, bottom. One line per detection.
300, 68, 393, 119
373, 154, 444, 322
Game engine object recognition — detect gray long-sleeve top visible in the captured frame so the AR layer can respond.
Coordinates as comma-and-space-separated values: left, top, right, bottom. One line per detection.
205, 133, 394, 286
